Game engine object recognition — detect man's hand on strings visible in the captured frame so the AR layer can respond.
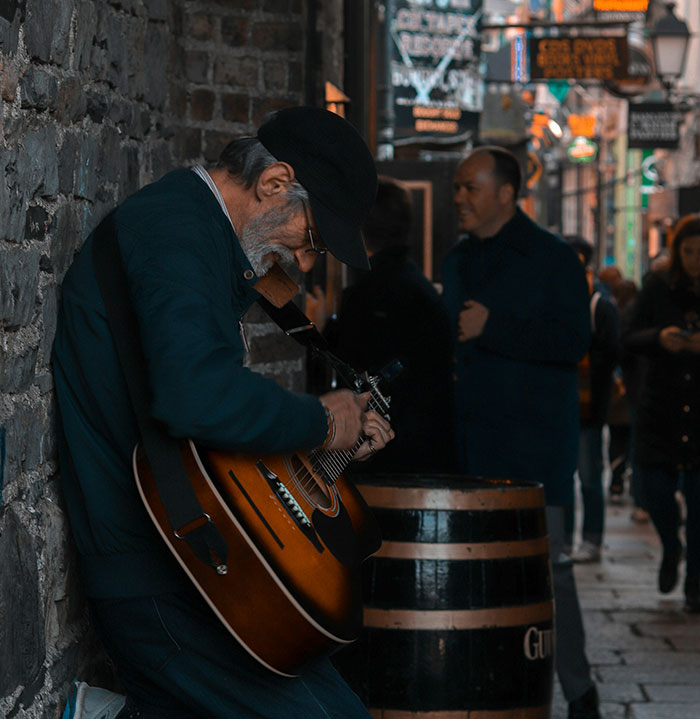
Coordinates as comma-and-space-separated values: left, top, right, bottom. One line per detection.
319, 390, 394, 457
354, 398, 394, 462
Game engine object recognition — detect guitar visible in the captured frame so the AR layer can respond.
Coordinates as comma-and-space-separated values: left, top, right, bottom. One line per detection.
132, 368, 394, 677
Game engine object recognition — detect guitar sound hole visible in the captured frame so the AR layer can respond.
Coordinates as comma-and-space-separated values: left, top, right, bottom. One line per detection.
290, 454, 331, 509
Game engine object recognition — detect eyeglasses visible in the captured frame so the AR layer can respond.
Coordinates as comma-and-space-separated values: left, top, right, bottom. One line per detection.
301, 200, 327, 256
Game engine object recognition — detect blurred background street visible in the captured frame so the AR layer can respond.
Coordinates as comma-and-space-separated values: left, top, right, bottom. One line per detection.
552, 490, 700, 718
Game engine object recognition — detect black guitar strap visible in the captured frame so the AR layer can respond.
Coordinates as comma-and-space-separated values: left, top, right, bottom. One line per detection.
91, 212, 228, 572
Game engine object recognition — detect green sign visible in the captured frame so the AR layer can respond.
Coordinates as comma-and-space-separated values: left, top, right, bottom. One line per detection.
567, 137, 598, 163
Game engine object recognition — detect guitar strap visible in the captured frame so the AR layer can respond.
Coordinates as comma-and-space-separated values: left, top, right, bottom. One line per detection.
91, 212, 229, 572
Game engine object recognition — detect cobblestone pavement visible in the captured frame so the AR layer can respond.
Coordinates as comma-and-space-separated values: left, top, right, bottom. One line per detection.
551, 495, 700, 719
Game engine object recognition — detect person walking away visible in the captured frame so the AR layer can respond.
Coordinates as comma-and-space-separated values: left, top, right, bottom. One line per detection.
564, 236, 620, 563
623, 213, 700, 613
441, 146, 601, 719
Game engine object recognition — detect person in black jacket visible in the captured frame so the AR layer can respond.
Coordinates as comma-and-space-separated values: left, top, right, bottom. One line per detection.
309, 175, 455, 474
624, 214, 700, 612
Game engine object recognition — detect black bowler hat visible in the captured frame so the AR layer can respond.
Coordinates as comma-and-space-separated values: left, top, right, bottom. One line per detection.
257, 107, 377, 270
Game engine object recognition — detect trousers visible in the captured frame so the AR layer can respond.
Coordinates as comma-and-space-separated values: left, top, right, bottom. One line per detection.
565, 425, 605, 547
547, 505, 595, 703
90, 587, 371, 719
637, 466, 700, 578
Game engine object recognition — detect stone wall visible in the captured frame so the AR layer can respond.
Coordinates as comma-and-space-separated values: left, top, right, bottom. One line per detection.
0, 1, 324, 716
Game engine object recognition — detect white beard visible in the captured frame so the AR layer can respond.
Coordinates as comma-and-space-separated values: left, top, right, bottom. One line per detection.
239, 204, 297, 277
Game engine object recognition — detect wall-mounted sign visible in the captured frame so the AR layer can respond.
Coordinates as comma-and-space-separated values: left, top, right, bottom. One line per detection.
529, 36, 628, 81
568, 114, 596, 138
604, 46, 653, 98
567, 137, 598, 163
390, 0, 483, 140
628, 102, 679, 149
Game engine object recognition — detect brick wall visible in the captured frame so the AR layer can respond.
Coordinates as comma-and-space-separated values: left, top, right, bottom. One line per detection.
0, 1, 335, 715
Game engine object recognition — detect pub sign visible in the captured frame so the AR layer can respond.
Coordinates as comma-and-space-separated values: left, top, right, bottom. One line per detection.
389, 0, 482, 140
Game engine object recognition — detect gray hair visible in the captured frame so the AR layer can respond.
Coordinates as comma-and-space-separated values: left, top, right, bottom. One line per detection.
216, 136, 308, 204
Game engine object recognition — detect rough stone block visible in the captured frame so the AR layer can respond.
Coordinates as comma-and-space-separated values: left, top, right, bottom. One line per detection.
0, 150, 27, 242
221, 93, 248, 124
75, 132, 101, 202
0, 249, 40, 328
0, 1, 23, 55
20, 66, 58, 111
1, 55, 20, 101
143, 0, 168, 21
49, 204, 81, 282
74, 0, 98, 72
189, 13, 215, 41
191, 88, 215, 121
251, 21, 303, 52
56, 76, 87, 124
214, 55, 258, 88
173, 127, 202, 160
221, 17, 248, 47
0, 509, 45, 695
18, 124, 59, 200
0, 344, 38, 394
24, 0, 71, 65
185, 50, 209, 84
263, 61, 286, 90
58, 132, 79, 195
25, 205, 49, 240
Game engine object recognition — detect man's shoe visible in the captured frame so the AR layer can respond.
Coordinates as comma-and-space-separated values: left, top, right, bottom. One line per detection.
571, 541, 601, 564
568, 684, 600, 719
685, 576, 700, 613
62, 680, 126, 719
658, 547, 683, 594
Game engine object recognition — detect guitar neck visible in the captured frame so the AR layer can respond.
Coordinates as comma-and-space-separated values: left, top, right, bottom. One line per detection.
308, 381, 390, 486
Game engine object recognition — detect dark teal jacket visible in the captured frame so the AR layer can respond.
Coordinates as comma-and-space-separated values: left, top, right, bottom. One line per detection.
53, 169, 327, 598
441, 209, 591, 506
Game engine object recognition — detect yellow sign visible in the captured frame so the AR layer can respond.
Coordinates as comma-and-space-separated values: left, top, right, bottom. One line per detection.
530, 37, 628, 81
593, 0, 648, 10
568, 114, 596, 138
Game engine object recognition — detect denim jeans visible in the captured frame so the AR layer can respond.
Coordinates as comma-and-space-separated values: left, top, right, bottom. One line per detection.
637, 466, 700, 579
90, 588, 371, 719
565, 425, 604, 547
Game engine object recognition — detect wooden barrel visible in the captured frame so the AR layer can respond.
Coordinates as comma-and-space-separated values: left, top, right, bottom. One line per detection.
334, 474, 554, 719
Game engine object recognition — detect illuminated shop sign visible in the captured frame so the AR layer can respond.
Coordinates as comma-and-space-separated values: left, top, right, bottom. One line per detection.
593, 0, 648, 10
529, 36, 628, 81
390, 0, 482, 139
567, 137, 599, 163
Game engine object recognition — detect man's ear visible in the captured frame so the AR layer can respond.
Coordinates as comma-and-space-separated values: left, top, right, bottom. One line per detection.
498, 182, 516, 206
256, 162, 296, 201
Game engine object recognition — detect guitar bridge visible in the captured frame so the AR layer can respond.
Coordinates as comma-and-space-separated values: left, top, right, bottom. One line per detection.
256, 461, 324, 553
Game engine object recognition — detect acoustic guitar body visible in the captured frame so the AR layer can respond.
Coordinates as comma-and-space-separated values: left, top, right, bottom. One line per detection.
133, 439, 381, 677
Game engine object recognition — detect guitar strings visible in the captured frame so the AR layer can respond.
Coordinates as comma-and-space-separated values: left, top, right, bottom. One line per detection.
287, 393, 388, 498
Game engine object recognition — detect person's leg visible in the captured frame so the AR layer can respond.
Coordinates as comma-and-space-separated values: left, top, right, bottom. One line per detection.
607, 423, 628, 498
546, 506, 596, 707
578, 425, 604, 547
90, 589, 371, 719
638, 465, 682, 593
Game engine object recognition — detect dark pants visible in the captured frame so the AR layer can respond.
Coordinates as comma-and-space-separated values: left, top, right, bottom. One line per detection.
638, 466, 700, 579
90, 588, 371, 719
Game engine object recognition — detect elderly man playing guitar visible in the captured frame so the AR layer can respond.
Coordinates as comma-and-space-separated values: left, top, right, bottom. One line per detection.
55, 107, 393, 719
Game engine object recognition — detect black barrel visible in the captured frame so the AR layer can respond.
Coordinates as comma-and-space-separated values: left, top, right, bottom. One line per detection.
334, 474, 554, 719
